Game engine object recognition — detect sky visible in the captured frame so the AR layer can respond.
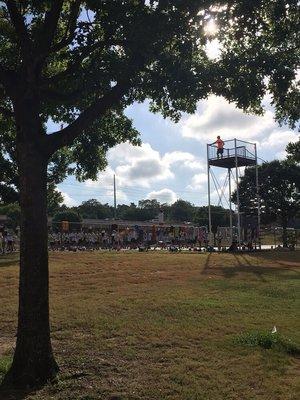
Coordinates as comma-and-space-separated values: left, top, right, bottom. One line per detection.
57, 94, 299, 209
53, 34, 298, 209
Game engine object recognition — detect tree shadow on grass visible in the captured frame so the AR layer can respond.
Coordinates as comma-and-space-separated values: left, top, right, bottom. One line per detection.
201, 253, 212, 275
0, 383, 37, 400
0, 256, 19, 269
201, 252, 300, 282
231, 253, 266, 281
0, 371, 90, 400
0, 371, 58, 400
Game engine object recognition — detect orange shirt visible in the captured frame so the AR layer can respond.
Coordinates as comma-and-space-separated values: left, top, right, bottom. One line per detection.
216, 138, 224, 149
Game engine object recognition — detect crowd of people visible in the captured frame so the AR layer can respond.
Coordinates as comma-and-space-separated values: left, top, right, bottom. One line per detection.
48, 225, 209, 251
0, 222, 268, 254
0, 230, 17, 254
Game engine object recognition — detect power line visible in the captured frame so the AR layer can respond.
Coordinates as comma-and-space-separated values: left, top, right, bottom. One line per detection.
59, 183, 201, 194
59, 183, 213, 196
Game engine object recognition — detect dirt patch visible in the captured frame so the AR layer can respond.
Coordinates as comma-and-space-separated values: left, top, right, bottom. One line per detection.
0, 336, 14, 356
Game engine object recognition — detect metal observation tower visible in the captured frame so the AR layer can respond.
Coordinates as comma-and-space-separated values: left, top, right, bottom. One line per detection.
206, 139, 261, 247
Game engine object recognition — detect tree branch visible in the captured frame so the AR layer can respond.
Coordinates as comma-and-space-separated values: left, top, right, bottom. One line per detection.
45, 82, 130, 154
40, 87, 81, 102
38, 0, 64, 53
34, 1, 81, 75
5, 0, 32, 56
42, 43, 92, 83
43, 39, 128, 85
47, 0, 81, 53
0, 105, 14, 118
44, 47, 145, 156
0, 64, 18, 89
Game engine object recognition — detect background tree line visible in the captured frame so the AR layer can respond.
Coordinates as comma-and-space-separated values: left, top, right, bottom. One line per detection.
0, 197, 230, 228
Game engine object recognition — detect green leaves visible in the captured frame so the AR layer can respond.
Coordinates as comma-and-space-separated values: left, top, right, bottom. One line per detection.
233, 159, 300, 226
235, 330, 300, 355
286, 138, 300, 163
218, 0, 300, 127
69, 111, 140, 181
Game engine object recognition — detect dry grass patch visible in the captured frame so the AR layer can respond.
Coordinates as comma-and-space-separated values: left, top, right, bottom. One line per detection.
0, 251, 299, 399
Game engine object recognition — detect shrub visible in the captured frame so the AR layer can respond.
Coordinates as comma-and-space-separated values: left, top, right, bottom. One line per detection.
235, 331, 300, 355
0, 356, 12, 382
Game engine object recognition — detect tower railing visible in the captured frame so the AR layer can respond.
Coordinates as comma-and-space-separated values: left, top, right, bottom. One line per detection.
208, 139, 256, 161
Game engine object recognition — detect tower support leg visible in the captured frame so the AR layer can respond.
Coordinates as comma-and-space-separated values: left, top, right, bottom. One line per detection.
255, 144, 261, 249
234, 139, 241, 248
228, 168, 233, 244
207, 144, 212, 245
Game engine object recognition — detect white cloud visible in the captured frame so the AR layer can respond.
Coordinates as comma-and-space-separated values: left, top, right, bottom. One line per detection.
107, 142, 153, 164
147, 188, 177, 204
258, 130, 299, 161
163, 151, 204, 170
260, 131, 299, 150
61, 192, 78, 207
163, 151, 194, 164
114, 145, 174, 188
85, 166, 115, 188
116, 161, 172, 187
181, 95, 276, 142
187, 173, 208, 190
105, 189, 128, 202
85, 142, 173, 189
85, 142, 205, 192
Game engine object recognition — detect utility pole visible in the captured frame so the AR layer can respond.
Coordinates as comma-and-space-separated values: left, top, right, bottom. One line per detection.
113, 174, 117, 219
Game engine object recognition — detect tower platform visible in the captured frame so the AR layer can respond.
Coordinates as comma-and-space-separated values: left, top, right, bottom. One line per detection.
208, 140, 256, 169
209, 155, 256, 168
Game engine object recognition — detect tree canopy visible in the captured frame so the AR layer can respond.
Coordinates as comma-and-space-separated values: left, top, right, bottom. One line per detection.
286, 138, 300, 163
232, 159, 300, 244
0, 202, 20, 228
0, 0, 299, 206
76, 199, 113, 219
194, 205, 230, 232
1, 0, 298, 210
1, 1, 299, 162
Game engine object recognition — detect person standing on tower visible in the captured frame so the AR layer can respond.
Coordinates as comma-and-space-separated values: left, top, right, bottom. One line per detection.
214, 135, 225, 159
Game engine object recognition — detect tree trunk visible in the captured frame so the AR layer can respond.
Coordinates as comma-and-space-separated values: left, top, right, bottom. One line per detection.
2, 143, 58, 388
282, 218, 288, 248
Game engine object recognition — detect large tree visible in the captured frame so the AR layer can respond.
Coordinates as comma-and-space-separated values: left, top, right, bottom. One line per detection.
232, 161, 300, 245
0, 0, 299, 389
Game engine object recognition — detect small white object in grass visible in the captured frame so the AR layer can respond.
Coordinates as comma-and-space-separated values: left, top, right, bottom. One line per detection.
271, 326, 277, 334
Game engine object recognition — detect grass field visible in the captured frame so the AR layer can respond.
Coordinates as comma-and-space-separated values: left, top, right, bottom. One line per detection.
0, 251, 299, 400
